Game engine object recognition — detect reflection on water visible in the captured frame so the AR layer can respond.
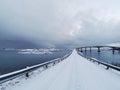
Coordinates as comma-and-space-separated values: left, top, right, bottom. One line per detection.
81, 49, 120, 67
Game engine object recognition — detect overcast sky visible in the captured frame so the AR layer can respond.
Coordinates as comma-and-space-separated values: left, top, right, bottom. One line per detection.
0, 0, 120, 48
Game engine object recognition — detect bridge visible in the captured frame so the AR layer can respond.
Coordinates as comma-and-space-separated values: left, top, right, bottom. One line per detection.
0, 49, 120, 90
77, 46, 120, 53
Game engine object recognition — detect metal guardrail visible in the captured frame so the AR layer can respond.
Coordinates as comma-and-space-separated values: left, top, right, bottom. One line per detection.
77, 50, 120, 71
0, 51, 72, 84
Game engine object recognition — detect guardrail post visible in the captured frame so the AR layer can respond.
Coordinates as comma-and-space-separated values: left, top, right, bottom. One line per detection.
53, 62, 55, 65
25, 72, 29, 77
45, 65, 48, 69
98, 62, 100, 65
25, 66, 29, 77
106, 66, 109, 70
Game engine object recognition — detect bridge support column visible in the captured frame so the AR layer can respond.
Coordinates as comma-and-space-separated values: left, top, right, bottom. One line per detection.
80, 48, 83, 52
90, 47, 91, 52
118, 49, 120, 54
112, 50, 115, 54
98, 47, 100, 52
85, 48, 87, 52
112, 49, 115, 54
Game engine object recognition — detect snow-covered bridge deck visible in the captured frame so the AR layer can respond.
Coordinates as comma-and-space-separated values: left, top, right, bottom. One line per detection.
5, 50, 120, 90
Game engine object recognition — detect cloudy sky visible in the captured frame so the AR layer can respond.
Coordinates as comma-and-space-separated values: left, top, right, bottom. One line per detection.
0, 0, 120, 48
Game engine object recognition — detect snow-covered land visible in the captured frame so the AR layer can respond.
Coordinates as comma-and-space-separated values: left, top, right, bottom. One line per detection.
4, 48, 60, 54
1, 50, 120, 90
107, 43, 120, 47
16, 48, 59, 54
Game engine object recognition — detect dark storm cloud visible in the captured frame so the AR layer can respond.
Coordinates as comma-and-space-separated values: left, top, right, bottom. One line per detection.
0, 0, 120, 48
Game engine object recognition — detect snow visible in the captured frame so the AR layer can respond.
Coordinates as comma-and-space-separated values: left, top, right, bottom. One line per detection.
107, 43, 120, 47
1, 50, 120, 90
3, 48, 60, 55
17, 48, 60, 55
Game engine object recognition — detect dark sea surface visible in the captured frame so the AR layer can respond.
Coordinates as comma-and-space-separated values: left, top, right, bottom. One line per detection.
0, 49, 70, 75
81, 49, 120, 67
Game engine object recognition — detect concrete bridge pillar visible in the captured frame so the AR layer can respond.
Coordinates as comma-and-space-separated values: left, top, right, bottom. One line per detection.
112, 48, 115, 54
90, 47, 91, 52
80, 48, 83, 52
98, 47, 101, 52
85, 48, 87, 52
118, 49, 120, 54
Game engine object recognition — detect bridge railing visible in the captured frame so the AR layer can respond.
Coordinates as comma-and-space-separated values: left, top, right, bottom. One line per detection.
0, 51, 72, 84
77, 50, 120, 72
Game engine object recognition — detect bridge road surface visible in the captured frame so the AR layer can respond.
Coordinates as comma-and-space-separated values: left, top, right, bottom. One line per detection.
7, 50, 120, 90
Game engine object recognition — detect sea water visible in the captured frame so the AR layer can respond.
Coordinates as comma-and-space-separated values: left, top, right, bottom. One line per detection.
81, 49, 120, 67
0, 49, 70, 75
